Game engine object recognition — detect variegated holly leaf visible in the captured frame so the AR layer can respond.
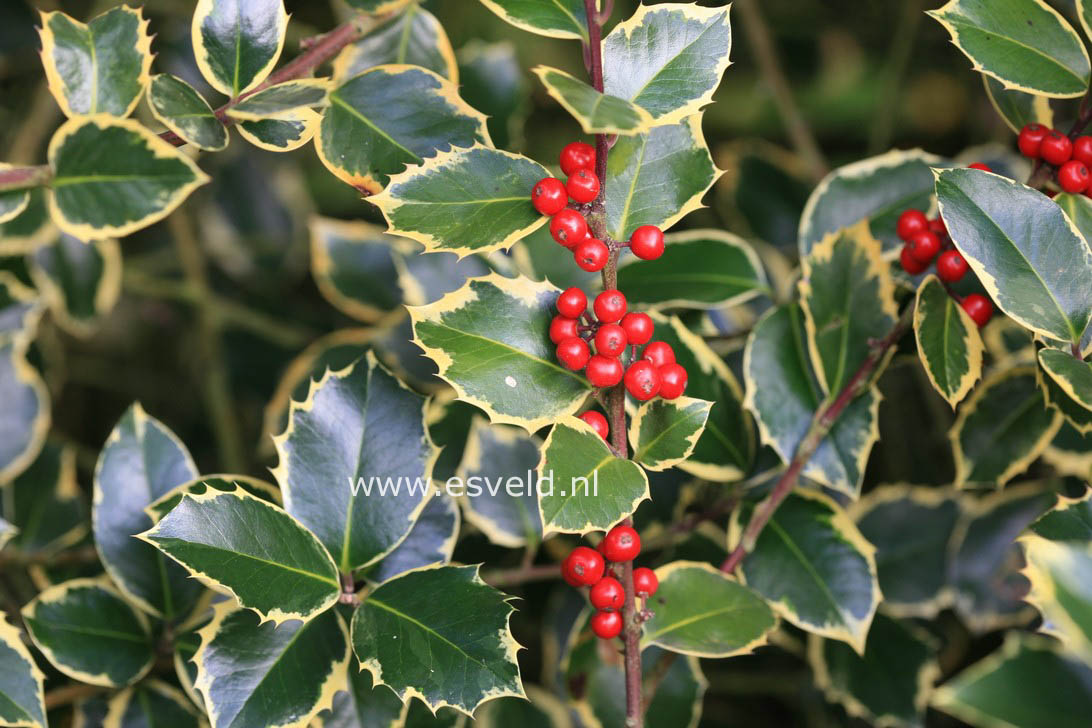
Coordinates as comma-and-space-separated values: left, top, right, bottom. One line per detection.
928, 0, 1090, 98
227, 79, 330, 121
936, 168, 1092, 346
0, 340, 50, 484
478, 0, 589, 40
148, 74, 229, 152
951, 368, 1061, 488
0, 189, 53, 256
0, 441, 86, 556
351, 564, 523, 714
745, 305, 880, 497
316, 66, 489, 194
1041, 356, 1092, 434
367, 492, 459, 584
93, 403, 204, 619
629, 397, 712, 472
983, 74, 1053, 134
141, 489, 341, 623
617, 229, 769, 310
145, 475, 281, 522
195, 604, 349, 728
0, 274, 41, 341
192, 0, 288, 97
0, 164, 30, 224
409, 274, 589, 430
0, 615, 45, 728
333, 6, 457, 82
236, 109, 320, 152
1039, 348, 1092, 413
274, 351, 435, 573
105, 681, 202, 728
604, 117, 720, 241
28, 235, 121, 337
641, 561, 775, 657
370, 145, 548, 256
533, 66, 653, 135
1043, 422, 1092, 475
315, 664, 404, 728
457, 41, 528, 150
1030, 491, 1092, 541
731, 489, 879, 652
914, 275, 985, 407
537, 417, 649, 535
474, 685, 571, 728
48, 116, 210, 239
309, 217, 406, 322
38, 6, 152, 118
799, 149, 946, 256
22, 578, 154, 687
1022, 535, 1092, 661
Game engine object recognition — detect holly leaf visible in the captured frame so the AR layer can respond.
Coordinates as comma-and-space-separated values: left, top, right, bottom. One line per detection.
0, 165, 29, 224
928, 0, 1090, 98
368, 492, 460, 583
478, 0, 589, 41
21, 578, 154, 687
147, 74, 228, 152
641, 561, 776, 657
38, 7, 152, 118
0, 189, 53, 256
0, 442, 86, 556
345, 0, 414, 14
457, 41, 528, 150
226, 79, 330, 121
0, 340, 50, 484
474, 685, 572, 728
370, 145, 549, 256
0, 615, 46, 728
104, 681, 202, 728
1039, 348, 1092, 413
629, 397, 712, 472
236, 109, 320, 152
1031, 491, 1092, 541
533, 66, 653, 135
1022, 535, 1092, 661
333, 6, 457, 83
48, 115, 210, 239
192, 0, 288, 97
315, 665, 404, 728
309, 217, 406, 322
1041, 357, 1092, 435
28, 235, 121, 338
983, 74, 1053, 134
350, 564, 523, 714
145, 475, 281, 522
913, 275, 984, 407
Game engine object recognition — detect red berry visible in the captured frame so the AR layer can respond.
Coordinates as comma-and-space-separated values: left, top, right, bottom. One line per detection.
642, 341, 675, 369
594, 290, 627, 323
900, 244, 929, 275
531, 177, 567, 215
557, 287, 587, 319
1059, 160, 1090, 193
1041, 131, 1073, 166
579, 410, 609, 440
574, 238, 609, 272
591, 610, 622, 639
550, 209, 588, 248
557, 337, 590, 370
586, 355, 624, 388
1075, 136, 1092, 166
896, 209, 929, 241
908, 230, 941, 264
961, 294, 993, 327
590, 577, 625, 611
549, 315, 579, 344
560, 142, 596, 176
566, 169, 600, 204
595, 323, 628, 358
629, 225, 664, 260
936, 250, 969, 283
658, 363, 688, 400
1018, 123, 1049, 158
968, 163, 992, 172
624, 360, 661, 401
620, 312, 654, 346
563, 546, 605, 587
601, 525, 641, 562
928, 217, 947, 237
633, 567, 658, 597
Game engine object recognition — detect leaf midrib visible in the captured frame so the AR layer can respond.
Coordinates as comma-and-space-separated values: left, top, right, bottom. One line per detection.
427, 323, 586, 384
764, 517, 852, 627
329, 93, 422, 163
153, 535, 339, 589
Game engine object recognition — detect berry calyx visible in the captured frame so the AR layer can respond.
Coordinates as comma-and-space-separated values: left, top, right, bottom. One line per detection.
601, 524, 641, 562
908, 230, 941, 264
566, 169, 600, 204
595, 323, 628, 358
531, 177, 567, 215
896, 209, 929, 241
549, 315, 579, 344
586, 355, 624, 388
1075, 136, 1092, 167
899, 244, 929, 275
658, 363, 688, 400
589, 577, 625, 611
633, 567, 659, 597
1018, 123, 1049, 158
629, 225, 665, 260
936, 250, 969, 283
550, 209, 588, 248
563, 546, 605, 587
1041, 131, 1073, 166
961, 294, 993, 327
620, 312, 654, 346
557, 287, 587, 319
1059, 160, 1091, 194
557, 337, 590, 370
591, 610, 623, 639
574, 238, 609, 271
594, 290, 627, 323
579, 410, 609, 440
642, 341, 675, 369
560, 141, 596, 176
624, 360, 661, 401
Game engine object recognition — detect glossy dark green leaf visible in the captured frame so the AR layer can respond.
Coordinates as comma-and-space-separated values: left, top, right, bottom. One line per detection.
0, 189, 53, 256
145, 475, 281, 522
147, 74, 228, 152
474, 684, 570, 727
1031, 492, 1092, 541
0, 615, 45, 728
104, 681, 202, 728
1039, 348, 1092, 413
38, 7, 152, 118
309, 217, 404, 322
0, 340, 50, 484
0, 441, 86, 556
316, 664, 404, 728
226, 79, 329, 121
534, 66, 652, 135
0, 165, 29, 225
478, 0, 588, 40
333, 6, 457, 82
28, 235, 121, 337
350, 564, 523, 714
629, 397, 712, 472
368, 493, 459, 583
1044, 422, 1092, 475
1022, 535, 1092, 661
192, 0, 288, 96
914, 275, 985, 407
457, 41, 527, 150
236, 109, 319, 152
983, 74, 1053, 133
396, 248, 490, 307
1041, 356, 1092, 434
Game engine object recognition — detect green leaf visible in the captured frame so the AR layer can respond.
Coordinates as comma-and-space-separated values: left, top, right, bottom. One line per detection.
745, 305, 880, 497
913, 275, 985, 407
409, 274, 589, 430
345, 0, 414, 14
928, 0, 1090, 98
936, 167, 1092, 345
48, 115, 210, 239
309, 216, 405, 322
602, 3, 732, 123
0, 274, 41, 341
533, 66, 653, 135
274, 351, 435, 573
350, 564, 523, 714
0, 615, 45, 728
932, 635, 1092, 726
368, 493, 459, 584
810, 614, 939, 727
799, 148, 946, 256
316, 65, 489, 194
951, 368, 1061, 488
174, 621, 203, 709
457, 41, 528, 150
0, 340, 50, 484
93, 402, 203, 619
983, 74, 1053, 134
192, 0, 288, 97
604, 117, 720, 241
474, 684, 572, 728
371, 145, 548, 256
38, 7, 152, 118
147, 74, 228, 152
1039, 348, 1092, 413
1031, 491, 1092, 541
27, 235, 121, 337
332, 6, 457, 83
800, 221, 899, 396
0, 165, 30, 225
1022, 535, 1092, 661
195, 604, 349, 728
731, 489, 879, 652
0, 189, 53, 256
616, 229, 769, 310
236, 109, 320, 152
316, 665, 405, 728
628, 396, 712, 472
537, 417, 649, 535
141, 489, 341, 623
22, 578, 154, 688
455, 417, 542, 548
227, 79, 330, 121
104, 681, 202, 728
477, 0, 588, 40
0, 517, 14, 550
145, 474, 281, 523
641, 561, 776, 657
1043, 422, 1092, 476
0, 442, 86, 556
1041, 357, 1092, 434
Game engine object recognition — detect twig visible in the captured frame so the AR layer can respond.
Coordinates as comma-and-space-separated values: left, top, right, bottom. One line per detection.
481, 563, 561, 587
44, 684, 108, 709
0, 545, 99, 570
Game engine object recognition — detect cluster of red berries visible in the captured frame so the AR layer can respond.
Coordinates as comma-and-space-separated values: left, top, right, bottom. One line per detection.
1017, 123, 1092, 195
550, 287, 688, 406
561, 524, 659, 640
896, 208, 993, 327
531, 142, 665, 271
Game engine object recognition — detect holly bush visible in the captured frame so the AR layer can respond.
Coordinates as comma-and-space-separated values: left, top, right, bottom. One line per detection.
1, 0, 1092, 726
